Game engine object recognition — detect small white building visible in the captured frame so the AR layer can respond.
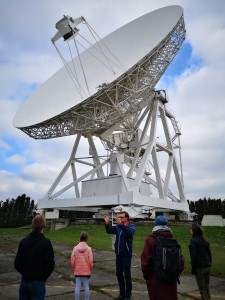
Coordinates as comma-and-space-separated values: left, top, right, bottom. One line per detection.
202, 215, 225, 227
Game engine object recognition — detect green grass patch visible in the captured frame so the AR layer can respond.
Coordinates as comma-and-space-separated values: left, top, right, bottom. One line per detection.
0, 227, 30, 236
1, 223, 225, 277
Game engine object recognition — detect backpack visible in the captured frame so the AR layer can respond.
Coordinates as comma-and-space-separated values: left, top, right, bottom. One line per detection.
151, 235, 183, 283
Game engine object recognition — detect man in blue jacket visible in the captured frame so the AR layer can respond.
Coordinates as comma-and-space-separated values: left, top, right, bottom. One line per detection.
104, 211, 135, 300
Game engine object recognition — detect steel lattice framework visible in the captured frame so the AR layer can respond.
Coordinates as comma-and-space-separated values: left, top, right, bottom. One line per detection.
20, 15, 185, 140
15, 8, 191, 218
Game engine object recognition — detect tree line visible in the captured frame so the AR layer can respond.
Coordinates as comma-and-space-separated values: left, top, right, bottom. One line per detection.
0, 194, 92, 228
188, 198, 225, 224
0, 195, 225, 227
0, 194, 36, 228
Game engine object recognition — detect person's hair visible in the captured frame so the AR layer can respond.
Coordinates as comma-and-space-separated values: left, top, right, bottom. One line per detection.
191, 223, 210, 249
80, 232, 88, 242
32, 215, 46, 232
120, 211, 129, 219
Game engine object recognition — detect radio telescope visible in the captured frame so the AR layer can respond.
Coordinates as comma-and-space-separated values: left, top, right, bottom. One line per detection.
14, 5, 190, 218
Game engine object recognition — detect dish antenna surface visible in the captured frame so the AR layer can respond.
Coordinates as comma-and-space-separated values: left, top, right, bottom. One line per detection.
14, 5, 190, 218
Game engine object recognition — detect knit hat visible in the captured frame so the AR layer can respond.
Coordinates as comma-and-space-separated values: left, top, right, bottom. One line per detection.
153, 215, 168, 226
32, 215, 46, 231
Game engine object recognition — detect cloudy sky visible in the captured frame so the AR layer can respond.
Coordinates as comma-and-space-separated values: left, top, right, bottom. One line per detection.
1, 0, 225, 204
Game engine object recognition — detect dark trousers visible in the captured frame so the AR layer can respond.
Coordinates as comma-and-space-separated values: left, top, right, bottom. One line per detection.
116, 255, 132, 298
195, 267, 211, 300
19, 280, 46, 300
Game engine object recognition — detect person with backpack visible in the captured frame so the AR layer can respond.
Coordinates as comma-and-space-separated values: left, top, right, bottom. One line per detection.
141, 215, 184, 300
71, 232, 94, 300
189, 223, 212, 300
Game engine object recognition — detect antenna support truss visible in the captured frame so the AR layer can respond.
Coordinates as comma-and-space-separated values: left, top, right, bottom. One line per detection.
37, 90, 189, 216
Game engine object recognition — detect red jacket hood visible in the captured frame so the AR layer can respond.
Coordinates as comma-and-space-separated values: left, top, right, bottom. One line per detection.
77, 241, 89, 253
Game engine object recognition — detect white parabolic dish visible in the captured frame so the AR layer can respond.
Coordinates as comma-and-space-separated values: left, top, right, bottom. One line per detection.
13, 5, 184, 131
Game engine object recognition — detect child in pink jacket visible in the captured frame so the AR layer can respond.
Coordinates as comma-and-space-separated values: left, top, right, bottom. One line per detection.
71, 232, 93, 300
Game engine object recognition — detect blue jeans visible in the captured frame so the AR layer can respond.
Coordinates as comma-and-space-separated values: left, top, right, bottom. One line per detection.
75, 277, 90, 300
116, 255, 132, 298
19, 280, 46, 300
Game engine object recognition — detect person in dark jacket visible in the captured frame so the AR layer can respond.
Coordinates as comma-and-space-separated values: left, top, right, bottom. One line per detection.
14, 215, 55, 300
141, 215, 184, 300
189, 223, 212, 300
104, 211, 135, 300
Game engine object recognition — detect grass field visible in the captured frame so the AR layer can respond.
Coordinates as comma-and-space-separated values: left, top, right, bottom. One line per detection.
0, 223, 225, 277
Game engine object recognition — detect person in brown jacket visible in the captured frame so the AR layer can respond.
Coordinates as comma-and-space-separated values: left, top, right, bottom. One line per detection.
141, 216, 184, 300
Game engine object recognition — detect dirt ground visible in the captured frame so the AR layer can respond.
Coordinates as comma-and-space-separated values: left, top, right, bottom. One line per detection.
0, 233, 224, 299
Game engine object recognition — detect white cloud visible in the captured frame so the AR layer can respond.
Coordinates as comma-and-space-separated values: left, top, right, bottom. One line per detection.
0, 170, 41, 201
0, 139, 11, 151
5, 154, 26, 165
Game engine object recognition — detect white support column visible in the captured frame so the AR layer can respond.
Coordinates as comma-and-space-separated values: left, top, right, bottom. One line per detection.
134, 99, 160, 187
116, 153, 130, 192
71, 162, 80, 198
87, 133, 105, 178
127, 105, 153, 178
164, 155, 173, 198
44, 133, 81, 199
151, 146, 164, 199
70, 133, 81, 198
159, 107, 174, 198
173, 158, 186, 201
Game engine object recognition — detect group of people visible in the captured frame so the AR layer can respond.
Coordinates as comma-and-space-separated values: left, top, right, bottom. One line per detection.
14, 213, 212, 300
